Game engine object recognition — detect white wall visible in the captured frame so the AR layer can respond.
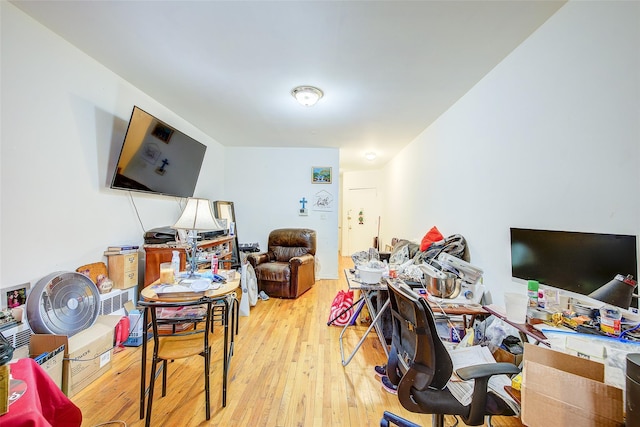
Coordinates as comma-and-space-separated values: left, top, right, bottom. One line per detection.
224, 147, 340, 279
379, 1, 640, 306
0, 3, 228, 289
0, 3, 341, 292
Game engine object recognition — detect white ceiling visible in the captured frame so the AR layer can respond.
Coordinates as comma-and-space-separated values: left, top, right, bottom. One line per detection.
11, 0, 566, 172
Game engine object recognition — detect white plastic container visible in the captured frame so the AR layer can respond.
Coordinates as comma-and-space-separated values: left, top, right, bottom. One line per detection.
171, 250, 180, 277
504, 292, 528, 324
357, 266, 385, 284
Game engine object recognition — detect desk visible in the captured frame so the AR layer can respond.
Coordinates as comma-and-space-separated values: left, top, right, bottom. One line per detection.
426, 299, 488, 329
139, 276, 240, 418
3, 358, 82, 427
339, 270, 487, 366
340, 269, 390, 366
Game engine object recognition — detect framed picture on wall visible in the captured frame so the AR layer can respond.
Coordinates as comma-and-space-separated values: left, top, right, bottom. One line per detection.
151, 123, 174, 143
1, 282, 30, 311
312, 166, 332, 184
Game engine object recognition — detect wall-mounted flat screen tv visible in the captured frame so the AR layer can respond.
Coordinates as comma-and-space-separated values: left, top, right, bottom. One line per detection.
110, 106, 207, 198
510, 228, 638, 308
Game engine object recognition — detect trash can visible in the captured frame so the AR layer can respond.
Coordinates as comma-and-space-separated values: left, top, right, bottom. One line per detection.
627, 353, 640, 427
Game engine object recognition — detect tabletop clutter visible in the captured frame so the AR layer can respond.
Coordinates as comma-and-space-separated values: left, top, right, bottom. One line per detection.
348, 230, 489, 347
520, 278, 640, 341
348, 227, 640, 375
351, 230, 483, 301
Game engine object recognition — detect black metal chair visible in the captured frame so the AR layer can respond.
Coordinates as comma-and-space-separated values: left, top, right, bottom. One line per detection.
138, 297, 217, 427
381, 281, 520, 427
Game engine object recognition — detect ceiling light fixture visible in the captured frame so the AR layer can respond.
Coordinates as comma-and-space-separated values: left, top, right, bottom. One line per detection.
365, 152, 377, 161
291, 86, 324, 107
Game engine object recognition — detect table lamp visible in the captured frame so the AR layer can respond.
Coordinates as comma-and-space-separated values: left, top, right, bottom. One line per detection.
172, 198, 224, 278
588, 274, 637, 309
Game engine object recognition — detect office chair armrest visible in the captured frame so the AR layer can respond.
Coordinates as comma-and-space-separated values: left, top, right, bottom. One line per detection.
456, 362, 520, 381
456, 362, 520, 425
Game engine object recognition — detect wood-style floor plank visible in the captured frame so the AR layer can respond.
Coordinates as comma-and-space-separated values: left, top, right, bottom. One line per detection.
72, 257, 523, 427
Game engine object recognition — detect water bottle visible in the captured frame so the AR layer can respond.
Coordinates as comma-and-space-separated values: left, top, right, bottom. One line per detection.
171, 250, 180, 278
211, 254, 218, 274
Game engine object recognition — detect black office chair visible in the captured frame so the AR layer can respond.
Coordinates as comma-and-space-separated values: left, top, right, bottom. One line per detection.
139, 297, 218, 427
381, 281, 520, 427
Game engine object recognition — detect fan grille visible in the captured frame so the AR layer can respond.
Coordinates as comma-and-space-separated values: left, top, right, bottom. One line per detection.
27, 271, 100, 336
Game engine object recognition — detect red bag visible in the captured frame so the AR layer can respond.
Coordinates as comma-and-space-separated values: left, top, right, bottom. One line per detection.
115, 315, 130, 349
328, 290, 355, 326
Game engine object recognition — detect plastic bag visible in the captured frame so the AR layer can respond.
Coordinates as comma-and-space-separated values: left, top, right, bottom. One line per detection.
328, 290, 354, 326
239, 263, 251, 317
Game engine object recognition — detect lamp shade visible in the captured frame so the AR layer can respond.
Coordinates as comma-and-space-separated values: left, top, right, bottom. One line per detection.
589, 274, 637, 309
172, 198, 224, 231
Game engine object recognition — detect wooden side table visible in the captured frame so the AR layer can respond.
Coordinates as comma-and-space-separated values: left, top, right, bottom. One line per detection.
143, 236, 234, 288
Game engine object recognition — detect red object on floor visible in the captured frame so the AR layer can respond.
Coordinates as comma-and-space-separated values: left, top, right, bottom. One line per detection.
2, 358, 82, 427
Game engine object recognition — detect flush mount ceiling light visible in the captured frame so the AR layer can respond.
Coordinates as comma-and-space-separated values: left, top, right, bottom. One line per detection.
365, 152, 377, 161
291, 86, 324, 107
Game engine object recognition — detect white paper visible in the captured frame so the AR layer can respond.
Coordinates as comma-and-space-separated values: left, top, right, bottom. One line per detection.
445, 345, 520, 415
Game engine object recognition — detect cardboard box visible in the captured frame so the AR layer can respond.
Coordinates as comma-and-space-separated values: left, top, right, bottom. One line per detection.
0, 364, 8, 416
108, 252, 138, 289
29, 340, 65, 389
492, 347, 523, 366
122, 300, 147, 347
123, 309, 144, 347
521, 343, 624, 427
30, 315, 121, 397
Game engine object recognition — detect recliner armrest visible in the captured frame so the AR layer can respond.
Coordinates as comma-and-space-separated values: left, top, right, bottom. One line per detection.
247, 252, 274, 267
290, 253, 314, 267
456, 362, 520, 381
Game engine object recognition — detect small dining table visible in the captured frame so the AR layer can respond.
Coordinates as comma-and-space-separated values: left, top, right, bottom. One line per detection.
138, 274, 241, 418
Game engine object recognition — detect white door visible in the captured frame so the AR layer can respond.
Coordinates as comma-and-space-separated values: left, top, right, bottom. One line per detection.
344, 188, 379, 255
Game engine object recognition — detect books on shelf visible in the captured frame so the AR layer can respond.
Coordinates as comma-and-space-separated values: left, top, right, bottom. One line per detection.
104, 245, 139, 256
107, 245, 139, 251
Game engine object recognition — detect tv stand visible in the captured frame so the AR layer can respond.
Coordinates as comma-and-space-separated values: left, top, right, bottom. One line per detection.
143, 235, 234, 288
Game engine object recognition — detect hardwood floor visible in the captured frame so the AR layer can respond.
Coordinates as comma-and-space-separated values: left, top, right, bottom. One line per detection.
72, 257, 523, 427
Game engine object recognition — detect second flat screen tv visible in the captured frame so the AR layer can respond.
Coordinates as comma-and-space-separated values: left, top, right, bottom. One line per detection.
110, 106, 207, 198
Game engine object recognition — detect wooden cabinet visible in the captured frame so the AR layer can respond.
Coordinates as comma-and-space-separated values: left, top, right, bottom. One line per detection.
143, 236, 234, 288
108, 252, 139, 289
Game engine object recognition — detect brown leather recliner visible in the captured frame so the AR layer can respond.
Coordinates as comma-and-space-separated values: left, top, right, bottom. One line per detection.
247, 228, 316, 299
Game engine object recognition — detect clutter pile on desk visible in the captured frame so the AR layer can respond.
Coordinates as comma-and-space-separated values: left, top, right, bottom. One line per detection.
352, 228, 485, 308
514, 278, 640, 343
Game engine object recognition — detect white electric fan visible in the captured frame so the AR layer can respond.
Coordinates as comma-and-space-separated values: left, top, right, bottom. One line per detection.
26, 271, 100, 336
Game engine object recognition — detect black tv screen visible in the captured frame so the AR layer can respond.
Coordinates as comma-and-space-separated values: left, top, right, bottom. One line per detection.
510, 228, 638, 307
110, 106, 207, 198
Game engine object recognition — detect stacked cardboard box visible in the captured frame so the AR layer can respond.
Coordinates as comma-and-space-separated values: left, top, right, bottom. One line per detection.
30, 315, 121, 397
521, 343, 623, 427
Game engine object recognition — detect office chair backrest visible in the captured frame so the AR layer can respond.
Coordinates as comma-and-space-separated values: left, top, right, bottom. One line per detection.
385, 281, 520, 426
387, 281, 453, 391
